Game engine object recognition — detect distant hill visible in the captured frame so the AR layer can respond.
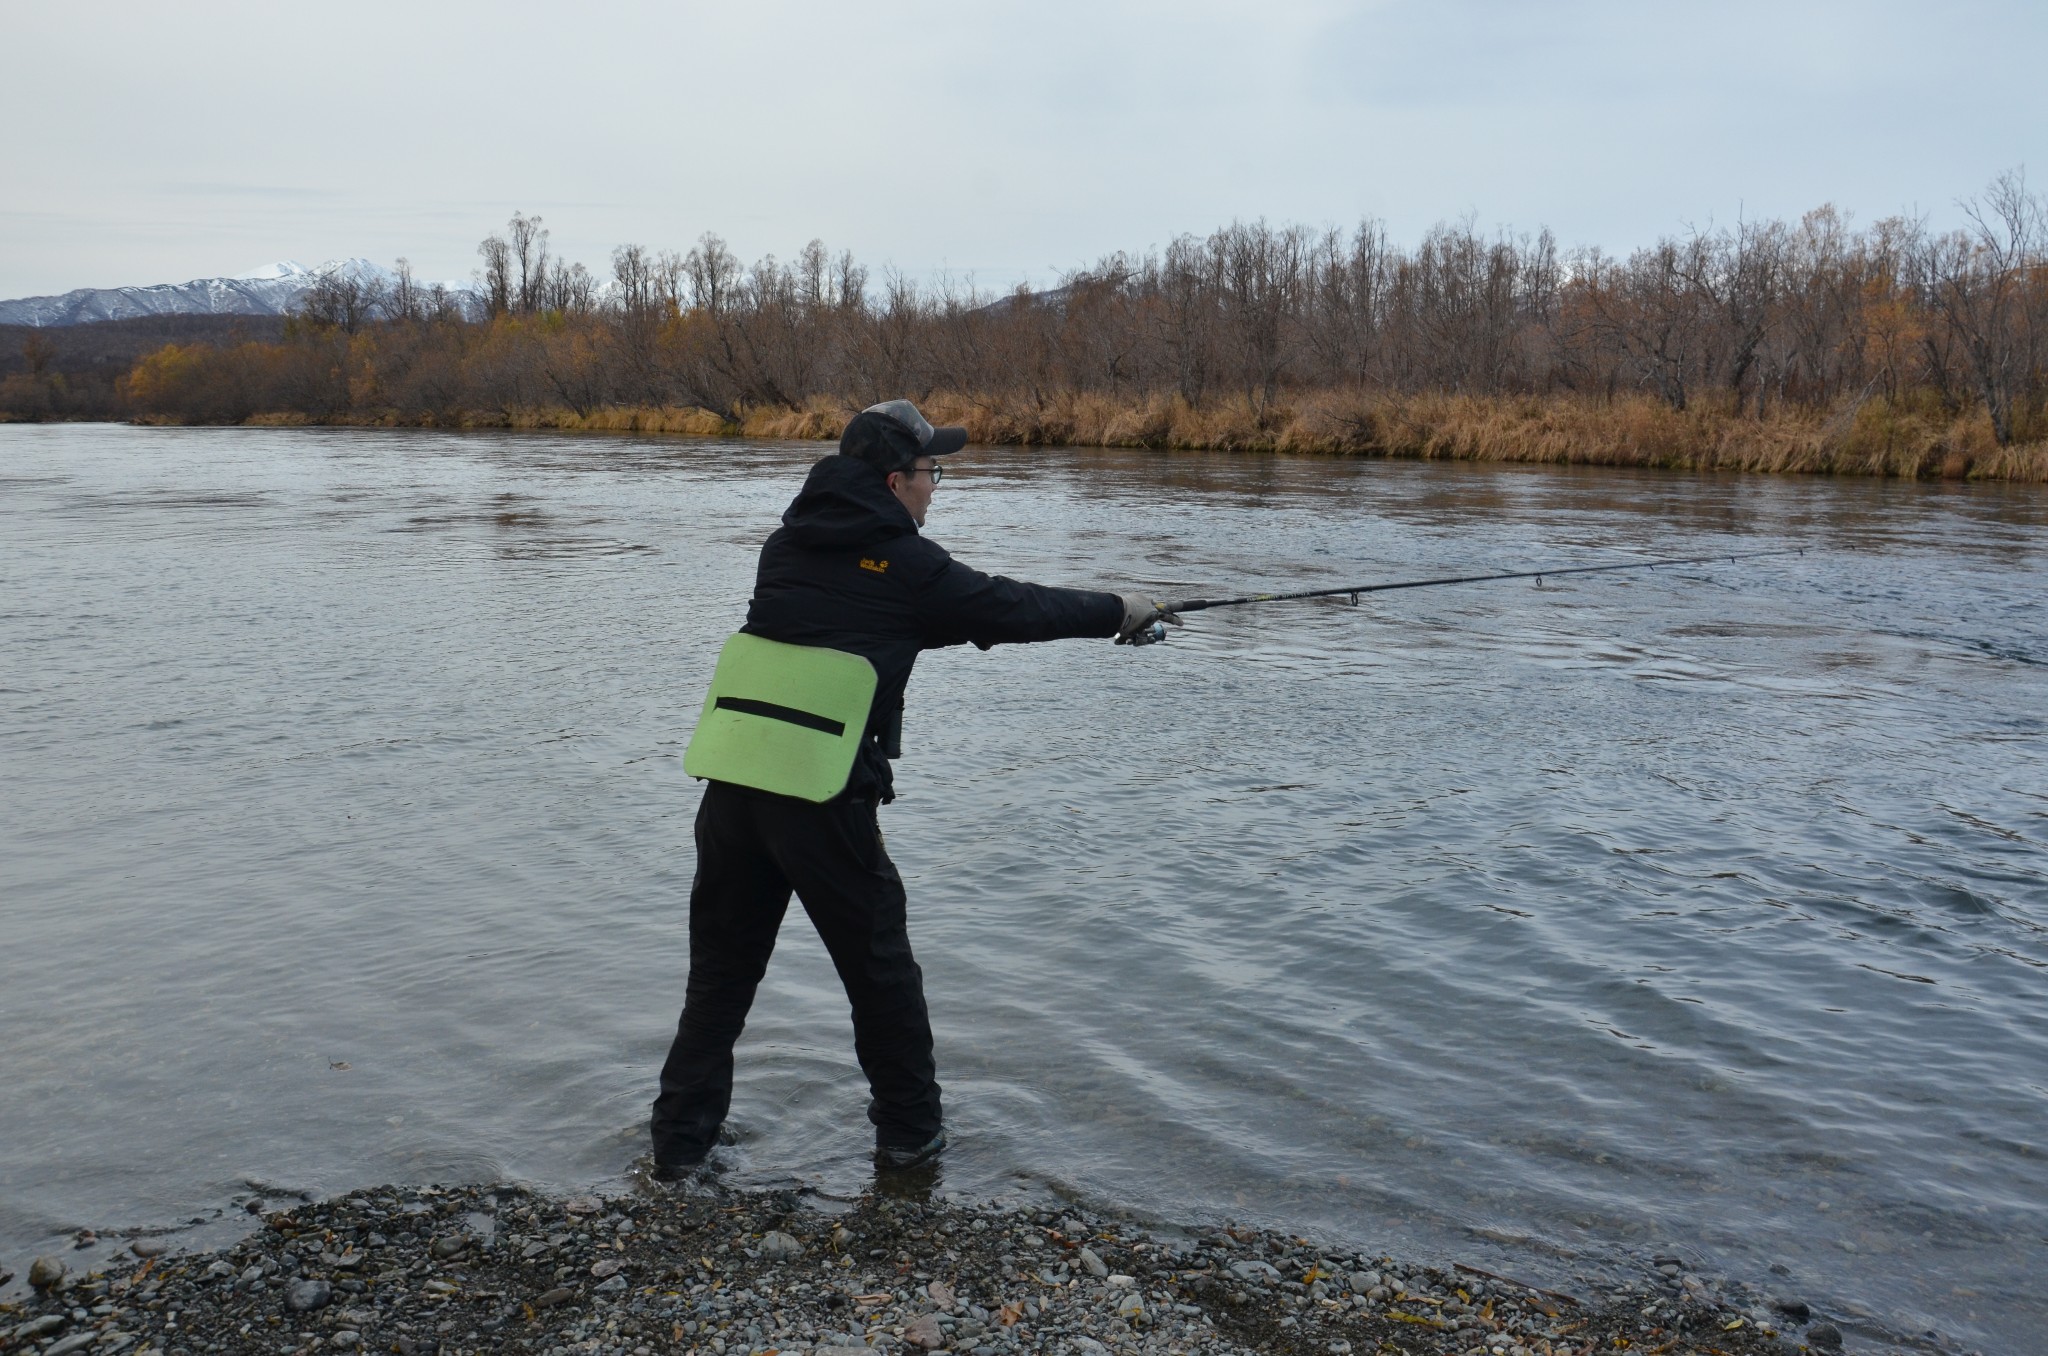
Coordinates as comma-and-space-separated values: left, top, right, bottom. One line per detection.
0, 259, 474, 327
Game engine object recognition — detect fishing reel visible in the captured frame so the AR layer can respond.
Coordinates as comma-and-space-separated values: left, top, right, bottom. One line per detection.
1119, 620, 1171, 646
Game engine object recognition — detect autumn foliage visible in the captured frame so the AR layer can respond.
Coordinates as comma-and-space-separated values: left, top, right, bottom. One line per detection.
12, 184, 2048, 479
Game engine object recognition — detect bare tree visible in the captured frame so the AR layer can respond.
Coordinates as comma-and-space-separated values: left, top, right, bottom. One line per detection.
1213, 221, 1308, 415
1569, 241, 1709, 409
387, 257, 423, 324
477, 233, 512, 318
298, 266, 389, 334
508, 212, 551, 315
610, 243, 667, 400
832, 249, 869, 315
1154, 234, 1219, 404
1301, 221, 1390, 388
543, 261, 597, 315
1926, 170, 2045, 444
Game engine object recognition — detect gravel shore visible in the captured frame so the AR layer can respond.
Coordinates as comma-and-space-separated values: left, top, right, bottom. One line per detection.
1, 1176, 1848, 1356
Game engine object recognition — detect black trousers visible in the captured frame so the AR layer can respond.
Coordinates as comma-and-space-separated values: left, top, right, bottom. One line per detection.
650, 780, 942, 1161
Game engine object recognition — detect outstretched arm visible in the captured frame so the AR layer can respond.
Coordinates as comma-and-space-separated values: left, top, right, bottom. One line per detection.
915, 551, 1124, 649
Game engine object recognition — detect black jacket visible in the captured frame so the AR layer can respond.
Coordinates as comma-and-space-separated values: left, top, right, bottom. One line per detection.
742, 455, 1123, 803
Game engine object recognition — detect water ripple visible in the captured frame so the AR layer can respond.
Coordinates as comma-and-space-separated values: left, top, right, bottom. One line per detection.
0, 427, 2043, 1353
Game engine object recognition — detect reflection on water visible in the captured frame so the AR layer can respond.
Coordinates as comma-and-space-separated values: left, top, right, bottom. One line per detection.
2, 426, 2044, 1354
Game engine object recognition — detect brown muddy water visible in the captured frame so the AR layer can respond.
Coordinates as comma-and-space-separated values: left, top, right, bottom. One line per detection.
2, 425, 2044, 1353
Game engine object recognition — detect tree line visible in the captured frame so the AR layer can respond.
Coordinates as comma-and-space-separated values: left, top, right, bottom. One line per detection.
13, 176, 2046, 468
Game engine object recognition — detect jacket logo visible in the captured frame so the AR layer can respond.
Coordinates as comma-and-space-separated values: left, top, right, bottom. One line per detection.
859, 558, 890, 574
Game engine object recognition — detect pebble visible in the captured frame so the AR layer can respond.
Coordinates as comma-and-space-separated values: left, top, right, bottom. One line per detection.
287, 1279, 333, 1311
758, 1228, 803, 1259
429, 1233, 468, 1259
1807, 1321, 1844, 1349
28, 1255, 66, 1289
129, 1237, 169, 1258
0, 1180, 1805, 1356
45, 1335, 97, 1356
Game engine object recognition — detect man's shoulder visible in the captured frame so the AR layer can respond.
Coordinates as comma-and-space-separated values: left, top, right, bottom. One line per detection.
839, 531, 949, 579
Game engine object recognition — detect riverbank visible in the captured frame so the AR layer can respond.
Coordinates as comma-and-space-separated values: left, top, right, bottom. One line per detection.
151, 389, 2048, 482
0, 1177, 1835, 1356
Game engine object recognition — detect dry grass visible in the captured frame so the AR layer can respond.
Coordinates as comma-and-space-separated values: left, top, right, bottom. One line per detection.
506, 406, 735, 436
738, 397, 848, 440
137, 389, 2048, 481
900, 388, 2047, 481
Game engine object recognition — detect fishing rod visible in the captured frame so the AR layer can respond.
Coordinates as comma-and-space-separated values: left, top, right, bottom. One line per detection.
1125, 548, 1804, 642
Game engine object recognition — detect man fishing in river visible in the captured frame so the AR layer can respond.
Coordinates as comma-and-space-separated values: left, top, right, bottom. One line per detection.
652, 400, 1177, 1176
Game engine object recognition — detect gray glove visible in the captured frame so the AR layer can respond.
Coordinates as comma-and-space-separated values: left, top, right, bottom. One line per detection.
1115, 593, 1183, 646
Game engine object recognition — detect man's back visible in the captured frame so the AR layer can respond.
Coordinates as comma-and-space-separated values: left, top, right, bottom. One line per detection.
745, 454, 1121, 802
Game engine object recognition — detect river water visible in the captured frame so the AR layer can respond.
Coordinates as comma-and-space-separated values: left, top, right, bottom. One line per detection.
2, 425, 2044, 1352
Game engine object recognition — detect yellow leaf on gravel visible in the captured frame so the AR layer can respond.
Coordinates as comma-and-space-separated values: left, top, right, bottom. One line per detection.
1387, 1312, 1453, 1330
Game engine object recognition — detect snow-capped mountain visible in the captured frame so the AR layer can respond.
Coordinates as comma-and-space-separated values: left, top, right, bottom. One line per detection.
0, 259, 476, 327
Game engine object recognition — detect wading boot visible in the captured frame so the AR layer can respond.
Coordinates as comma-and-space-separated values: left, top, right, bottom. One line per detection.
651, 1145, 710, 1182
874, 1128, 947, 1171
653, 1122, 746, 1180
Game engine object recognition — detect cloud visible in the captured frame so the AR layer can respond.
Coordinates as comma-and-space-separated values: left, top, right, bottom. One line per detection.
2, 0, 2042, 298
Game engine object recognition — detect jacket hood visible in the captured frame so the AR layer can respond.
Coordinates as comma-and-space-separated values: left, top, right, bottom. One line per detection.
780, 454, 919, 549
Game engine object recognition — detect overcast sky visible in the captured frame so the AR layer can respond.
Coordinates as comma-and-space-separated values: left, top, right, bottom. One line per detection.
4, 0, 2043, 299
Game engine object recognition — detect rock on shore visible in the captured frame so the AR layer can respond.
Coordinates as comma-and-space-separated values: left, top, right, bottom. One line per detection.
0, 1180, 1821, 1356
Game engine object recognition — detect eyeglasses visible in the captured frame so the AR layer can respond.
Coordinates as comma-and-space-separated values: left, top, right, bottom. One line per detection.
902, 463, 943, 483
